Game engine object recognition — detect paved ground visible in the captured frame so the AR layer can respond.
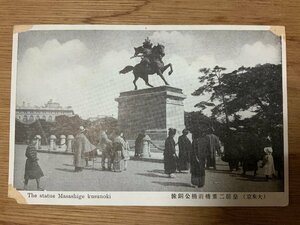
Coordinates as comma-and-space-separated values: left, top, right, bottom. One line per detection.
13, 144, 284, 192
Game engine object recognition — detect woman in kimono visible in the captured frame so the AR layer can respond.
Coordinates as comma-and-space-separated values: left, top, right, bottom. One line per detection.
73, 126, 96, 172
262, 146, 276, 181
24, 136, 44, 190
164, 128, 177, 178
190, 130, 209, 188
112, 130, 126, 172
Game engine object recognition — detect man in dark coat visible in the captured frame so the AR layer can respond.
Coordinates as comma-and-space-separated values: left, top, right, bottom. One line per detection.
24, 136, 44, 190
134, 133, 145, 158
241, 132, 261, 176
223, 130, 242, 172
99, 130, 113, 170
178, 129, 192, 172
206, 128, 221, 170
190, 130, 210, 188
164, 128, 177, 178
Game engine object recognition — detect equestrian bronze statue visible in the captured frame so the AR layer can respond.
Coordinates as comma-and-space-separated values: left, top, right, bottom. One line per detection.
119, 37, 173, 90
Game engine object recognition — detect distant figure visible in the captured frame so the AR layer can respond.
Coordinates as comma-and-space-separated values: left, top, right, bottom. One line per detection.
112, 130, 126, 172
164, 128, 177, 178
121, 134, 131, 170
142, 133, 152, 158
177, 129, 192, 172
223, 129, 241, 172
271, 128, 284, 179
73, 126, 96, 172
24, 136, 44, 190
206, 128, 221, 170
240, 132, 262, 176
99, 131, 113, 171
190, 130, 209, 188
262, 147, 276, 181
134, 133, 145, 158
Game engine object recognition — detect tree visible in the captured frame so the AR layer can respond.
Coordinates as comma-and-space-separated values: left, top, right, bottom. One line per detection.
224, 63, 283, 136
192, 66, 231, 126
15, 115, 118, 145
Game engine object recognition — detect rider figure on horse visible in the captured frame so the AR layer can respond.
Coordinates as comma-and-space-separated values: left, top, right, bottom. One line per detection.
133, 37, 165, 72
121, 37, 173, 90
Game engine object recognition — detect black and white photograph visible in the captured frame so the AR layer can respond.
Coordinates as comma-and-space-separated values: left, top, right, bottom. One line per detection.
9, 25, 288, 206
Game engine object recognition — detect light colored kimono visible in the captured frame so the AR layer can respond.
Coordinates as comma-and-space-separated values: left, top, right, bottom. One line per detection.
73, 132, 96, 168
142, 135, 152, 157
263, 147, 276, 176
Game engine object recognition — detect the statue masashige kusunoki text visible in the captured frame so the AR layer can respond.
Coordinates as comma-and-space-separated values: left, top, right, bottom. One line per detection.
119, 37, 173, 90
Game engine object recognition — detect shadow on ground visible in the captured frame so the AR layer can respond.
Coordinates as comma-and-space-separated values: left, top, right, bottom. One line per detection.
55, 168, 75, 173
152, 181, 193, 188
136, 172, 168, 178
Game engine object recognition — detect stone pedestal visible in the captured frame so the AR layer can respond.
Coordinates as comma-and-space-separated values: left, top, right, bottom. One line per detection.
115, 86, 186, 140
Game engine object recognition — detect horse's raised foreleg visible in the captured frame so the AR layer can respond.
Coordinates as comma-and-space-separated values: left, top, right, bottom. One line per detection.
167, 63, 173, 75
161, 63, 173, 76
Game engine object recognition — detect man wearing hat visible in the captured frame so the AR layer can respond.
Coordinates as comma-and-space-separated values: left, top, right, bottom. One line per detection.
73, 126, 96, 172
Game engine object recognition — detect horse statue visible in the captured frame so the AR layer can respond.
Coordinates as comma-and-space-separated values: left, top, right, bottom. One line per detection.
119, 43, 173, 90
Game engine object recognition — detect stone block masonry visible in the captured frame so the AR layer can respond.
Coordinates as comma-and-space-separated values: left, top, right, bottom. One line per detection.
115, 86, 186, 140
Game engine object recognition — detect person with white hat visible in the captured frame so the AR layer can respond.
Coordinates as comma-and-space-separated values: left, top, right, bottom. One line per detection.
73, 126, 96, 172
261, 146, 276, 181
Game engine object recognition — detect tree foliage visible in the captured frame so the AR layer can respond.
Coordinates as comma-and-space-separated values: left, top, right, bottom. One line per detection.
192, 65, 230, 125
15, 115, 118, 145
191, 63, 283, 146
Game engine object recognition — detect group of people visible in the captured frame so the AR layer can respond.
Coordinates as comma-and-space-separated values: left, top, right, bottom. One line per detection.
222, 130, 278, 181
162, 128, 221, 188
23, 125, 277, 190
73, 126, 130, 173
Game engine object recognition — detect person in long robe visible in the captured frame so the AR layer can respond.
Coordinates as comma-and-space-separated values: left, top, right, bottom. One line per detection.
24, 136, 44, 190
206, 129, 221, 170
134, 133, 145, 158
121, 134, 131, 170
141, 134, 152, 158
73, 126, 96, 172
262, 147, 276, 181
112, 130, 126, 172
190, 130, 210, 188
99, 131, 113, 171
164, 128, 177, 178
223, 131, 241, 172
178, 129, 192, 172
241, 132, 261, 176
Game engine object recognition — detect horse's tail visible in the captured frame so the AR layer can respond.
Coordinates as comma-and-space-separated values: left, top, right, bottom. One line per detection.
119, 66, 134, 74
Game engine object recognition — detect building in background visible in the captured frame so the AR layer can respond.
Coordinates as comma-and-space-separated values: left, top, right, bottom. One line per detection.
16, 99, 74, 123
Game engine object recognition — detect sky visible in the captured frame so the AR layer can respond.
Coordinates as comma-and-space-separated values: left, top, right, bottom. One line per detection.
15, 28, 282, 119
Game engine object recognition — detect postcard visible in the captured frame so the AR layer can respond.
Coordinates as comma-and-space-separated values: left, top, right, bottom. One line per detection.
9, 25, 288, 206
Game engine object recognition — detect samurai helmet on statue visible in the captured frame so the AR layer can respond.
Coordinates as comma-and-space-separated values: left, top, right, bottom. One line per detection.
143, 37, 153, 49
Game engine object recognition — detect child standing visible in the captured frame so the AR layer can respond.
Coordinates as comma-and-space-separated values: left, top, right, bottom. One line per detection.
262, 147, 276, 181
